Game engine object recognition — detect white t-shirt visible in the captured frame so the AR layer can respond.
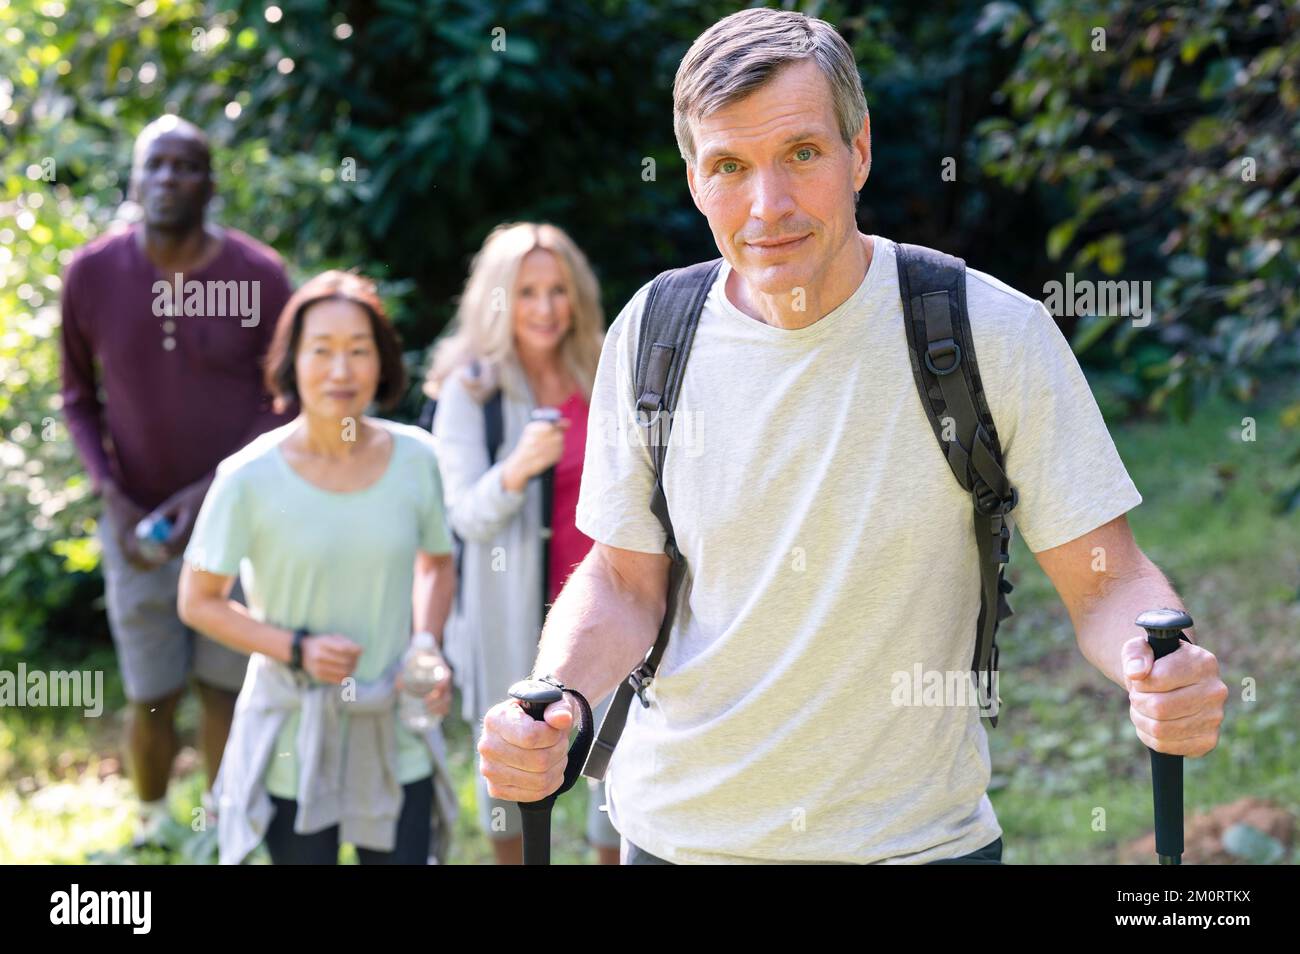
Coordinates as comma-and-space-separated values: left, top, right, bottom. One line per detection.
575, 235, 1143, 863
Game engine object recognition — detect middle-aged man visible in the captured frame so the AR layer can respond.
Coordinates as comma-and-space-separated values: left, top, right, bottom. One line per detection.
478, 8, 1226, 864
60, 115, 294, 847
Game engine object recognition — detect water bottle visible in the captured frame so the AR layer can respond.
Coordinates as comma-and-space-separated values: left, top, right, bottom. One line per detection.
400, 632, 448, 732
134, 514, 173, 563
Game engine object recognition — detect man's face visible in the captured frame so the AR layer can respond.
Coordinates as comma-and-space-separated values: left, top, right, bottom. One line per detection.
686, 58, 870, 297
134, 131, 212, 230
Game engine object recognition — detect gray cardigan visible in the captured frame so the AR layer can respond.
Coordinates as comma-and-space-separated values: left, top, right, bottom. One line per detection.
433, 360, 547, 724
214, 651, 458, 865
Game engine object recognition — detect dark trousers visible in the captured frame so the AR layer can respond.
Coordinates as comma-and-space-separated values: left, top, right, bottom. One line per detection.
264, 776, 434, 865
924, 837, 1003, 864
621, 836, 1004, 865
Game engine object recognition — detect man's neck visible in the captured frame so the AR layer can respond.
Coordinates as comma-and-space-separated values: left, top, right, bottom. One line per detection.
728, 232, 873, 330
137, 221, 222, 273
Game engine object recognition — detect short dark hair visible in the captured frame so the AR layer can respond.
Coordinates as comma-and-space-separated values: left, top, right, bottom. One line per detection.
129, 114, 212, 195
264, 270, 407, 412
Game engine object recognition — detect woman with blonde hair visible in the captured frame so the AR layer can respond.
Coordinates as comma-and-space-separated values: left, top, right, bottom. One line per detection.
424, 222, 617, 864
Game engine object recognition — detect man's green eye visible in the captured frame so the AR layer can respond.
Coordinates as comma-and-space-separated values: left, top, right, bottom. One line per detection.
795, 147, 814, 161
719, 160, 739, 174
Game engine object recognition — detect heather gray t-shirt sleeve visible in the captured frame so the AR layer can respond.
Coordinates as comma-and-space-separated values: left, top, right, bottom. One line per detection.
978, 294, 1143, 553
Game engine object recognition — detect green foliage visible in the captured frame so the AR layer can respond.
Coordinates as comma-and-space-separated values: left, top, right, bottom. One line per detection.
974, 0, 1300, 413
2, 0, 936, 652
989, 381, 1300, 863
3, 0, 1298, 656
0, 2, 110, 652
0, 0, 736, 652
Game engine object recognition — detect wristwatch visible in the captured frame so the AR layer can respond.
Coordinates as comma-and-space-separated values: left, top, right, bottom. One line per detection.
290, 627, 309, 671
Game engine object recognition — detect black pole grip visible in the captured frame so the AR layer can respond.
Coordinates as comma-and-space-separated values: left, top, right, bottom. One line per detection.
512, 681, 563, 723
1135, 608, 1193, 865
509, 680, 564, 866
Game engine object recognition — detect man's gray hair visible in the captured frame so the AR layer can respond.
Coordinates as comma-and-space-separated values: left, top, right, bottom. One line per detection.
672, 8, 869, 166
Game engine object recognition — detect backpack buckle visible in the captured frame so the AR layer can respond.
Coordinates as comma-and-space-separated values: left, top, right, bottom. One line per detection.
636, 394, 663, 424
978, 642, 1001, 722
974, 482, 1019, 518
924, 338, 963, 376
635, 396, 668, 452
628, 664, 655, 708
993, 517, 1012, 564
975, 485, 1016, 563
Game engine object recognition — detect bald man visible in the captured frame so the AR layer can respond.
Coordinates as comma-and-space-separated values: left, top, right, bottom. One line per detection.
60, 115, 295, 848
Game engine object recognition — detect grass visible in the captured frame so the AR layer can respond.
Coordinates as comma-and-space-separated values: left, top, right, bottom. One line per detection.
0, 677, 604, 865
2, 375, 1297, 864
989, 374, 1300, 864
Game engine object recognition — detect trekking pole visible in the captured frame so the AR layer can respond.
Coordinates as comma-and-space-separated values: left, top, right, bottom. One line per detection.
508, 677, 593, 865
1135, 608, 1194, 865
531, 407, 562, 619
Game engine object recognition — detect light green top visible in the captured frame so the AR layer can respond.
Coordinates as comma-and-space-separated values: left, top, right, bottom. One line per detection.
185, 418, 453, 799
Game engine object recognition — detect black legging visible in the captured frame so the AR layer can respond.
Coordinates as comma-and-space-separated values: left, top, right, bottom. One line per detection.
264, 776, 435, 865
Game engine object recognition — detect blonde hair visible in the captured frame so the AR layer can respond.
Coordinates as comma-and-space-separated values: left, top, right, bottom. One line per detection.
672, 8, 868, 166
424, 222, 605, 404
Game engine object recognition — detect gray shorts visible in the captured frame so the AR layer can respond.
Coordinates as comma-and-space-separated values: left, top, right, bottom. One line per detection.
98, 506, 249, 703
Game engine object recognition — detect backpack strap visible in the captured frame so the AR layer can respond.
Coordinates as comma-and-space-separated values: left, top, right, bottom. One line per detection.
421, 360, 506, 465
467, 390, 505, 611
483, 390, 504, 465
583, 258, 722, 781
422, 368, 506, 616
417, 396, 437, 432
895, 243, 1017, 727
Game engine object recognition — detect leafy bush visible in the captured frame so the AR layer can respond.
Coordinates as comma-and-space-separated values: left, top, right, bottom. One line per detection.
973, 0, 1300, 415
4, 0, 1298, 658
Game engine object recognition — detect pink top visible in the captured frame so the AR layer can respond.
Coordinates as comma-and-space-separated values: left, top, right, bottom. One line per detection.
548, 391, 594, 605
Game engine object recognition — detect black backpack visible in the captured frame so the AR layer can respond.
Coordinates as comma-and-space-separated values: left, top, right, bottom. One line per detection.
420, 378, 505, 611
583, 243, 1019, 782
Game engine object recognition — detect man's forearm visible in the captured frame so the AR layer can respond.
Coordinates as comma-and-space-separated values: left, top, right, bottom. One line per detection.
532, 549, 663, 707
1076, 554, 1195, 688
